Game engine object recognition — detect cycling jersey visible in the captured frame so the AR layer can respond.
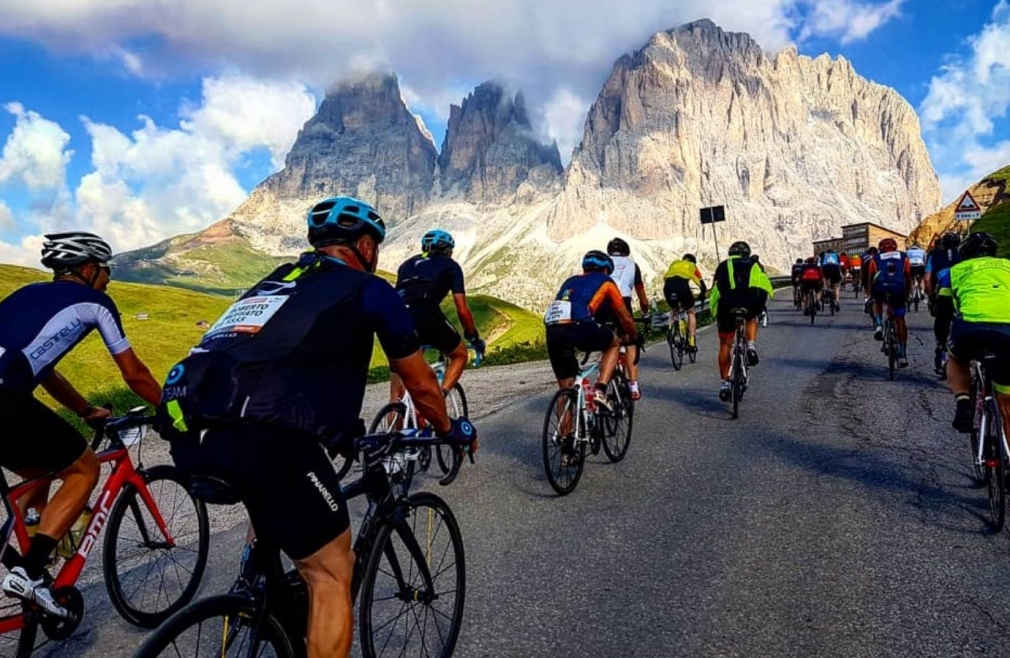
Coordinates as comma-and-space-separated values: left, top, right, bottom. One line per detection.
800, 264, 823, 282
791, 264, 805, 282
907, 247, 926, 266
709, 256, 774, 320
869, 251, 910, 300
950, 257, 1010, 324
664, 260, 702, 284
926, 247, 960, 287
544, 272, 624, 326
850, 255, 863, 269
0, 281, 130, 393
160, 252, 420, 441
935, 268, 954, 298
821, 251, 841, 266
840, 254, 850, 269
610, 256, 643, 298
395, 253, 465, 306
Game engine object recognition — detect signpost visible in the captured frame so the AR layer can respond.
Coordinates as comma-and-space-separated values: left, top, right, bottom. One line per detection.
699, 205, 726, 259
954, 190, 982, 230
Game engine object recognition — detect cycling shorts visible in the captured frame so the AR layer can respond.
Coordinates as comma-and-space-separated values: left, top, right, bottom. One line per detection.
910, 265, 926, 280
872, 290, 907, 318
0, 390, 87, 473
822, 264, 842, 285
663, 278, 695, 311
716, 292, 767, 335
170, 422, 350, 561
800, 279, 823, 292
545, 322, 616, 380
407, 304, 462, 355
948, 321, 1010, 392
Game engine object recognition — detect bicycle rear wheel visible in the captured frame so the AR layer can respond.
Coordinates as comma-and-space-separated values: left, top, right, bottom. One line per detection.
0, 602, 37, 658
969, 372, 985, 484
104, 464, 210, 628
668, 325, 682, 371
436, 384, 468, 474
359, 492, 465, 658
984, 402, 1006, 531
542, 388, 585, 495
601, 376, 633, 462
731, 346, 744, 419
133, 594, 296, 658
886, 322, 896, 381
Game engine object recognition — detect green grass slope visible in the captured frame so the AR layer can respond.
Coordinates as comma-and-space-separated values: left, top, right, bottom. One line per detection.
972, 200, 1010, 258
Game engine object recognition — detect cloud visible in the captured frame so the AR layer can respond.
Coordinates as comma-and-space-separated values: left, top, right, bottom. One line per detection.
0, 201, 14, 231
920, 1, 1010, 202
0, 234, 46, 268
542, 88, 591, 163
798, 0, 904, 45
0, 102, 73, 192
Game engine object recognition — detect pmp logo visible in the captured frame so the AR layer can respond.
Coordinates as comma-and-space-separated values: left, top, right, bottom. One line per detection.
166, 363, 185, 385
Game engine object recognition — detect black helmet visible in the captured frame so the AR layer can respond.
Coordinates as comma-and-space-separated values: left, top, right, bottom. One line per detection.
795, 258, 803, 264
958, 232, 999, 259
582, 250, 614, 274
752, 254, 760, 261
728, 241, 751, 258
940, 232, 961, 249
607, 237, 630, 257
683, 253, 697, 264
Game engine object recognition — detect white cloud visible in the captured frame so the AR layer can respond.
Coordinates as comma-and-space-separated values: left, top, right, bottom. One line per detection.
542, 88, 591, 164
0, 201, 14, 231
798, 0, 904, 45
0, 234, 46, 268
0, 102, 73, 191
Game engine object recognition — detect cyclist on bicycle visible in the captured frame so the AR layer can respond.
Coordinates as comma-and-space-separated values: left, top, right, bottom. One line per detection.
945, 232, 1010, 439
840, 251, 850, 282
861, 245, 878, 316
866, 237, 912, 367
544, 251, 637, 413
849, 252, 863, 289
819, 248, 843, 311
607, 238, 649, 399
926, 232, 962, 374
798, 257, 824, 315
0, 232, 163, 616
391, 229, 485, 403
158, 197, 476, 658
907, 242, 927, 301
663, 253, 707, 351
709, 241, 773, 401
791, 258, 805, 306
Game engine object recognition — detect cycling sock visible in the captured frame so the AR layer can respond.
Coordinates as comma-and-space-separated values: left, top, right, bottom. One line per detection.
874, 315, 882, 326
747, 341, 757, 350
23, 533, 57, 579
955, 393, 969, 402
899, 344, 907, 357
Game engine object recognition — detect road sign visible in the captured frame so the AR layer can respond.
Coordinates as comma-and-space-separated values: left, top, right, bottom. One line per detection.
954, 190, 982, 221
700, 205, 725, 225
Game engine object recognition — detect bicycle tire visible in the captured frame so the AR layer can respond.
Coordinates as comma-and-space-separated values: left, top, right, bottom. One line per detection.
886, 321, 896, 381
731, 345, 743, 419
0, 603, 38, 658
969, 373, 985, 484
807, 291, 816, 325
984, 401, 1006, 531
132, 593, 297, 658
828, 294, 835, 317
103, 464, 210, 628
602, 376, 633, 462
542, 388, 585, 495
358, 492, 465, 658
668, 324, 682, 371
436, 384, 469, 474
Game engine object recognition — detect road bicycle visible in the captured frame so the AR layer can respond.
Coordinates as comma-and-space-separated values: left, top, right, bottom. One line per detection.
822, 287, 837, 317
967, 355, 1009, 530
879, 298, 900, 381
804, 286, 819, 325
909, 278, 925, 313
727, 309, 750, 419
666, 299, 697, 370
541, 347, 635, 496
0, 408, 210, 656
133, 429, 473, 658
348, 345, 482, 479
851, 270, 862, 297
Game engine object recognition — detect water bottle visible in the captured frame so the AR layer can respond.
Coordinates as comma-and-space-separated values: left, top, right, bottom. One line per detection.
25, 508, 40, 539
57, 507, 93, 559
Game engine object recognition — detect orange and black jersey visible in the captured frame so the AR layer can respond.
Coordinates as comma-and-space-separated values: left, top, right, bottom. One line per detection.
548, 272, 628, 327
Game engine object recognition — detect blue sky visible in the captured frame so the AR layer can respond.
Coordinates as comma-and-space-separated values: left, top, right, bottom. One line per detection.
1, 0, 1009, 265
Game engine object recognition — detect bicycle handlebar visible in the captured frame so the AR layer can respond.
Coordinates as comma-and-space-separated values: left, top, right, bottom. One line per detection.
354, 429, 475, 487
90, 405, 155, 451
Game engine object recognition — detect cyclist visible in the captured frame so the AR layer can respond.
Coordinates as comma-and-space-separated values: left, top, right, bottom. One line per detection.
860, 246, 878, 317
839, 251, 850, 282
866, 237, 912, 367
392, 229, 485, 403
158, 197, 476, 658
798, 256, 824, 315
849, 251, 863, 290
663, 253, 707, 351
544, 251, 637, 413
945, 232, 1010, 439
0, 232, 163, 617
709, 241, 773, 401
907, 242, 927, 303
925, 232, 961, 374
819, 248, 842, 311
791, 258, 805, 307
607, 238, 649, 399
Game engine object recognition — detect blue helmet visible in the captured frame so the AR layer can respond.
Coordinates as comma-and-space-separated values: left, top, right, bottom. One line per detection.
306, 197, 386, 248
582, 250, 614, 274
421, 229, 455, 253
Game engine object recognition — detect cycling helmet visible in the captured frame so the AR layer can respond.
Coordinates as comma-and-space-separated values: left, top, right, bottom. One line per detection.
306, 197, 386, 247
40, 231, 114, 269
607, 237, 630, 257
421, 229, 455, 253
805, 256, 816, 264
683, 253, 697, 264
728, 241, 751, 258
796, 258, 803, 264
752, 254, 761, 261
582, 250, 614, 274
866, 246, 878, 256
878, 238, 898, 252
940, 232, 961, 249
958, 231, 999, 259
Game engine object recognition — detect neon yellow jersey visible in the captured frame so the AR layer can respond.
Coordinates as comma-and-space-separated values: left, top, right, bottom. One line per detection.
664, 260, 703, 284
951, 257, 1010, 324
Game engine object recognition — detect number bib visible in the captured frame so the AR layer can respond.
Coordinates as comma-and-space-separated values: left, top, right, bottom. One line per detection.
544, 300, 573, 325
205, 295, 289, 337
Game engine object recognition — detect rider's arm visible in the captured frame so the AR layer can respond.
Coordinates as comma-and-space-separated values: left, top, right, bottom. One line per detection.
40, 369, 94, 416
452, 294, 478, 339
112, 349, 163, 406
903, 258, 913, 295
633, 264, 649, 314
696, 271, 708, 303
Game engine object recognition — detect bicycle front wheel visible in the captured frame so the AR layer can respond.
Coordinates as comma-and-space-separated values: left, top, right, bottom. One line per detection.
0, 602, 37, 658
359, 492, 466, 658
104, 464, 210, 628
542, 388, 585, 495
731, 348, 744, 419
602, 377, 633, 462
133, 594, 296, 658
984, 402, 1006, 531
436, 384, 469, 474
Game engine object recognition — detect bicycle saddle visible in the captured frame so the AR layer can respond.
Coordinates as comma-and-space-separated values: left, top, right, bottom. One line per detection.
730, 307, 749, 317
188, 475, 241, 505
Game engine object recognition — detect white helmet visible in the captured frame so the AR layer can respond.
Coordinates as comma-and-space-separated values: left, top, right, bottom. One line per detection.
40, 232, 114, 269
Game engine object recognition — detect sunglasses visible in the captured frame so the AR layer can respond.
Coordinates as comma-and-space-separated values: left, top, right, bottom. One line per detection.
99, 264, 112, 276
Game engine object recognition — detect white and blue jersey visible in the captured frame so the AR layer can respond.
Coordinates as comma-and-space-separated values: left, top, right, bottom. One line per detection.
821, 251, 841, 267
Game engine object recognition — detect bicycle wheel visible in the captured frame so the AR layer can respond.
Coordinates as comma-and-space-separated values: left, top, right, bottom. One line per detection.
668, 325, 682, 371
984, 402, 1006, 531
359, 492, 465, 658
886, 323, 896, 381
436, 384, 468, 474
731, 346, 744, 419
602, 377, 633, 462
828, 294, 835, 317
969, 373, 985, 484
807, 292, 816, 325
541, 388, 585, 495
0, 603, 37, 658
133, 594, 296, 658
104, 465, 210, 628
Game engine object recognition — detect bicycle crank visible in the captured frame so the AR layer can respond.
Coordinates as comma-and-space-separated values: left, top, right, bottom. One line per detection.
40, 585, 84, 640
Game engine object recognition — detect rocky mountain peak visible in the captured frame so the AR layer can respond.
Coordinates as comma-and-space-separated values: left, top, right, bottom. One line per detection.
438, 81, 563, 203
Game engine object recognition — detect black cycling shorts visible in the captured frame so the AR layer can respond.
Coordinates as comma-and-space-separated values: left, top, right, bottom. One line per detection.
716, 293, 768, 335
0, 390, 87, 473
546, 322, 616, 380
822, 264, 842, 285
407, 304, 462, 354
800, 279, 823, 292
170, 423, 350, 561
911, 265, 926, 280
663, 278, 695, 311
947, 321, 1010, 389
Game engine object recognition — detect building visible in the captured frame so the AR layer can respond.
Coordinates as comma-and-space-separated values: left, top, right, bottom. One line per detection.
812, 222, 907, 256
812, 237, 845, 254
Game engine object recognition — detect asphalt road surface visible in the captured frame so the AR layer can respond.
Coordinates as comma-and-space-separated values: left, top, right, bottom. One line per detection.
17, 291, 1010, 658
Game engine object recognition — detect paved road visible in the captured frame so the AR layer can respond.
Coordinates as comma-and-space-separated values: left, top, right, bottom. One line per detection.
23, 292, 1010, 657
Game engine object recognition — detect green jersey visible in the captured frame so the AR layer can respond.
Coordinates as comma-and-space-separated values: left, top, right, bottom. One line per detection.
950, 257, 1010, 324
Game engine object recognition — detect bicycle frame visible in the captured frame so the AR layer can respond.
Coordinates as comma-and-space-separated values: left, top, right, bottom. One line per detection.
973, 359, 1009, 473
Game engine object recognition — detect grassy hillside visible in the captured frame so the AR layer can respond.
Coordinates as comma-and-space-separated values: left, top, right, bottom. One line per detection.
971, 201, 1010, 258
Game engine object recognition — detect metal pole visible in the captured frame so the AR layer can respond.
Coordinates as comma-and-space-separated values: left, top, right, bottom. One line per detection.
712, 223, 721, 260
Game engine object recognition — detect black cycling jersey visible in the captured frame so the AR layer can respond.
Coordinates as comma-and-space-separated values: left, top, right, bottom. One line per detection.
0, 281, 130, 393
161, 252, 420, 441
395, 253, 466, 306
